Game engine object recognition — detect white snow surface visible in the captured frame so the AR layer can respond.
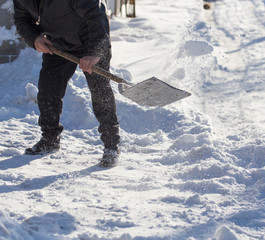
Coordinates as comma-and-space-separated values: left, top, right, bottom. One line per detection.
1, 0, 265, 239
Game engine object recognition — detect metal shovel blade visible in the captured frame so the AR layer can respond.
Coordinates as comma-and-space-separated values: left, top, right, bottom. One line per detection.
121, 77, 191, 107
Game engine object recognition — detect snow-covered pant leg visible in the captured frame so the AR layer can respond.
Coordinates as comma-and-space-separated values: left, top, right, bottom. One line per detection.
38, 53, 77, 139
84, 65, 120, 150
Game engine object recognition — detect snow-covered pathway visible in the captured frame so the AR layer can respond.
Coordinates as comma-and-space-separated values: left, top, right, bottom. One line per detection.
0, 0, 265, 239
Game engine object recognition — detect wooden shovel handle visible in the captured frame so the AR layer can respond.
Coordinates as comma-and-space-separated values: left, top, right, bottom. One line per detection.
48, 45, 133, 86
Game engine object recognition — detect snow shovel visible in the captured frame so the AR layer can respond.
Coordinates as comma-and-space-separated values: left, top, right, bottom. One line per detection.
48, 46, 191, 107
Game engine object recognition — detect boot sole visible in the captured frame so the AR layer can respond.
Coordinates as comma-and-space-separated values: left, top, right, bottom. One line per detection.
24, 148, 59, 155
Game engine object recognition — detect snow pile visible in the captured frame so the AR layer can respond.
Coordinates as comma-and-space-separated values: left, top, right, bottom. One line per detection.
0, 0, 13, 11
0, 208, 33, 240
0, 0, 265, 239
0, 26, 18, 46
0, 0, 18, 45
214, 226, 238, 240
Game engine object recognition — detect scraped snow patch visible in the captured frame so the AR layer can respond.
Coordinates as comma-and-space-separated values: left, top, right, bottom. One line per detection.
184, 40, 213, 56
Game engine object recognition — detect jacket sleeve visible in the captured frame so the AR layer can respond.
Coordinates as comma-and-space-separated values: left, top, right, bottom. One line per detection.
13, 0, 41, 48
73, 0, 111, 58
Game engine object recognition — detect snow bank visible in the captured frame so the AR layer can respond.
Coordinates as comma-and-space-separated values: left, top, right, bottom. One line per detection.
214, 226, 238, 240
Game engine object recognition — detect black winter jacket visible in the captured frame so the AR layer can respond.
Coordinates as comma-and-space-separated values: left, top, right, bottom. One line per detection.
13, 0, 111, 57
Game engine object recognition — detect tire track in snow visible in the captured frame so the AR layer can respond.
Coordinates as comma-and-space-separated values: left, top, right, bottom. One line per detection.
199, 0, 265, 142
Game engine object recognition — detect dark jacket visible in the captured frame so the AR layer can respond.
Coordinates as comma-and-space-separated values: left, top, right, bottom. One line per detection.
13, 0, 111, 57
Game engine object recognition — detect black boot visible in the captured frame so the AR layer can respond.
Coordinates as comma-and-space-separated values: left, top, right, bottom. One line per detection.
25, 136, 60, 155
99, 147, 120, 168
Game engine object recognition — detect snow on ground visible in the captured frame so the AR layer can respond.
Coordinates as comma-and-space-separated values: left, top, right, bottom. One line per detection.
0, 0, 265, 239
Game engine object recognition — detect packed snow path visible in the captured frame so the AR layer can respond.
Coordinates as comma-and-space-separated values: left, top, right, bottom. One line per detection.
0, 0, 265, 239
200, 0, 265, 140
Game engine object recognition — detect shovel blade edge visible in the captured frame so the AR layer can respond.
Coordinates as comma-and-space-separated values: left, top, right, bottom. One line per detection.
121, 77, 191, 107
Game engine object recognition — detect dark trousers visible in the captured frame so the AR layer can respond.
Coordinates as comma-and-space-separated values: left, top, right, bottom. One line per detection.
37, 53, 120, 149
